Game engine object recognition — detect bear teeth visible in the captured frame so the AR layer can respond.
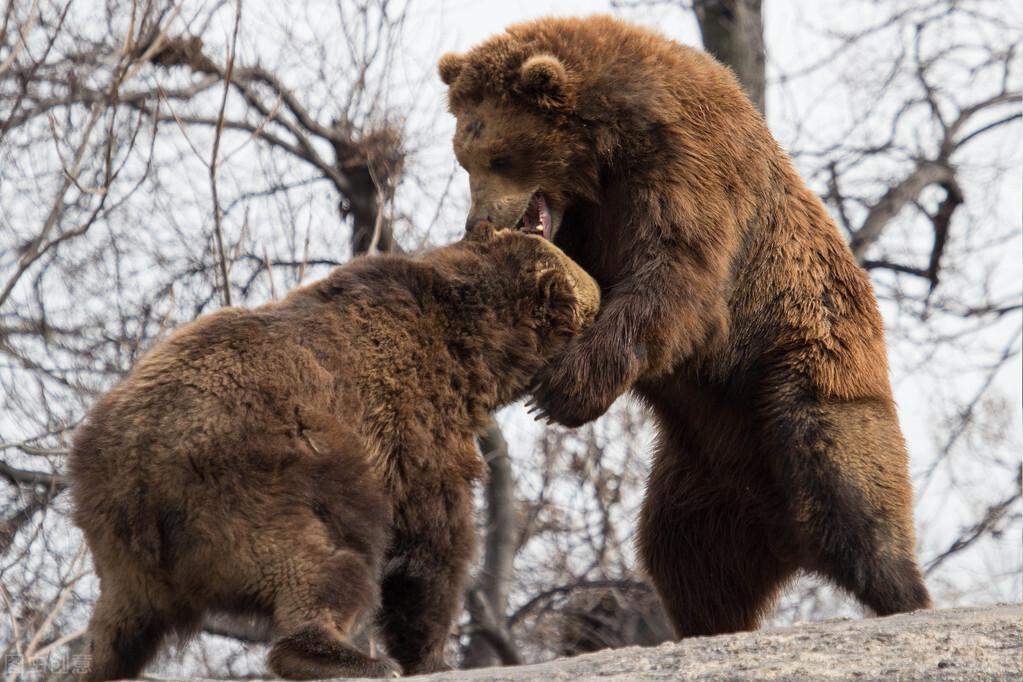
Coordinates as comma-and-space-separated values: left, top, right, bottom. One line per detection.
518, 192, 551, 239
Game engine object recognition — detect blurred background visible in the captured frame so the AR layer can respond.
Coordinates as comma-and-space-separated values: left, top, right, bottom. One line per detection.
1, 0, 1020, 677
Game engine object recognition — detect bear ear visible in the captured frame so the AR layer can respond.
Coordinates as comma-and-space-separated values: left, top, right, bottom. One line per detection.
438, 52, 465, 86
518, 54, 574, 110
536, 268, 586, 334
464, 220, 498, 243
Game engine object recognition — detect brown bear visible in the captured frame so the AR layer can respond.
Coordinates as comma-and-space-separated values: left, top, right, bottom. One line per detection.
68, 225, 599, 681
439, 15, 931, 638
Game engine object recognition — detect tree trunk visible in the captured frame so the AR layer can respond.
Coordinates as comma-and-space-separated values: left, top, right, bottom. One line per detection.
694, 0, 766, 115
463, 421, 521, 667
333, 129, 402, 258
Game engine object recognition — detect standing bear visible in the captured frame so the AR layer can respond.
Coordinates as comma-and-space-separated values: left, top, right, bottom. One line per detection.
439, 15, 931, 637
69, 225, 599, 681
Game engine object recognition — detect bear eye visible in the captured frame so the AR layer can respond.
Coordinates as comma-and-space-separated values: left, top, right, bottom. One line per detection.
489, 155, 513, 173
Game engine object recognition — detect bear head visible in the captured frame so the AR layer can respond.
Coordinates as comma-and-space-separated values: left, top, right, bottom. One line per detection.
439, 28, 607, 242
460, 220, 600, 347
440, 16, 680, 244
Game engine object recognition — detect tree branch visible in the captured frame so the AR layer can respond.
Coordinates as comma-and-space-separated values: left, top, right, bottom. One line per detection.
924, 465, 1022, 576
849, 160, 954, 262
508, 579, 650, 628
208, 1, 242, 308
463, 587, 522, 666
0, 460, 67, 491
924, 179, 963, 294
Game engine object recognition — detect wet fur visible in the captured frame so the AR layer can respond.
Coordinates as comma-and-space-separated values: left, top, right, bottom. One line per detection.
442, 15, 931, 637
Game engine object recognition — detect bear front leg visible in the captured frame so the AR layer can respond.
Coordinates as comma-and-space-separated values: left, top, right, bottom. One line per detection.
377, 495, 475, 674
529, 316, 643, 427
532, 230, 733, 427
531, 221, 732, 427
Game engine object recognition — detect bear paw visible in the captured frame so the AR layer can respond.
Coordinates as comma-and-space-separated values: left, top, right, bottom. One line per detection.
268, 627, 401, 679
528, 337, 638, 427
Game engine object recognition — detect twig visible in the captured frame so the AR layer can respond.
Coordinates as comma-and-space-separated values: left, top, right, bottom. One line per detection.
0, 104, 104, 309
0, 583, 23, 662
924, 468, 1022, 576
20, 546, 87, 664
209, 0, 242, 307
0, 0, 39, 77
508, 579, 650, 627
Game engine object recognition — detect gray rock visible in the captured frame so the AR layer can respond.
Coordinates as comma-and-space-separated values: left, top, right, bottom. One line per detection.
407, 605, 1022, 682
153, 604, 1022, 681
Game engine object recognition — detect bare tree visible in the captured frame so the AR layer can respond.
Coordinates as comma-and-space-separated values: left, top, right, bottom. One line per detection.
461, 423, 522, 667
1, 0, 1019, 678
1, 0, 415, 675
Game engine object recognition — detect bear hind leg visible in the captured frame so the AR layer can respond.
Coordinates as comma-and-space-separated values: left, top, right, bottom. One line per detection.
81, 578, 185, 682
376, 504, 476, 675
267, 547, 399, 680
762, 394, 932, 616
638, 443, 797, 637
268, 626, 399, 680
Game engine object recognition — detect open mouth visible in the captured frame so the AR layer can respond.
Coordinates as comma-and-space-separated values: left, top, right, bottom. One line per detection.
515, 191, 553, 240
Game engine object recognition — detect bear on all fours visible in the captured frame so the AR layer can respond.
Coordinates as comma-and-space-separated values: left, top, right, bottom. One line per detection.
69, 226, 599, 680
439, 15, 931, 637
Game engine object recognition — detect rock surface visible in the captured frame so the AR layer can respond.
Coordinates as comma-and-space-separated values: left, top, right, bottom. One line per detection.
406, 604, 1021, 682
165, 604, 1020, 681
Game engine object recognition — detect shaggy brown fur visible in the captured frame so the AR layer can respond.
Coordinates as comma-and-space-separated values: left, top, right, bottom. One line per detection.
69, 225, 599, 681
440, 15, 931, 637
